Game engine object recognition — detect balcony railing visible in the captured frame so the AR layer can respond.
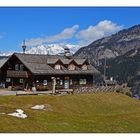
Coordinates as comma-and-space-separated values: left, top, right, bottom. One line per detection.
7, 70, 29, 78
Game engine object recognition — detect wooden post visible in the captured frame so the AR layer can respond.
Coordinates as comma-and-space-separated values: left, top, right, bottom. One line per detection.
92, 74, 94, 87
52, 77, 56, 94
23, 79, 25, 90
11, 78, 13, 87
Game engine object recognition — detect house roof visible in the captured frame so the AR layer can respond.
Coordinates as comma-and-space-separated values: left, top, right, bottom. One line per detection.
10, 53, 100, 75
0, 59, 8, 68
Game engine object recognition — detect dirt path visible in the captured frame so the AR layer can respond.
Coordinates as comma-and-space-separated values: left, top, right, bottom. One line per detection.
0, 90, 17, 96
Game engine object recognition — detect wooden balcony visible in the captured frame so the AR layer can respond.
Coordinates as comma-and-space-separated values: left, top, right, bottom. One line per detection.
7, 70, 29, 78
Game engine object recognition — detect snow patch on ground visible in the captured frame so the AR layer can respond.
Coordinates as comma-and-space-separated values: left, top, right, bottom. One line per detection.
31, 105, 45, 110
31, 104, 53, 111
8, 109, 27, 119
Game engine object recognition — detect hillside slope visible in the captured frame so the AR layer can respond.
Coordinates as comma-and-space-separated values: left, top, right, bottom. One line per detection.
98, 48, 140, 95
75, 24, 140, 66
0, 93, 140, 132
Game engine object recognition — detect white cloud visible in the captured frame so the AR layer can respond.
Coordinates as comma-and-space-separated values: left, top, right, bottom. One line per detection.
47, 25, 79, 42
26, 25, 79, 46
24, 20, 123, 54
76, 20, 123, 45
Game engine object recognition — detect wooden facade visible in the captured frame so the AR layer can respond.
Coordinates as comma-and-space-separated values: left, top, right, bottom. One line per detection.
0, 53, 100, 91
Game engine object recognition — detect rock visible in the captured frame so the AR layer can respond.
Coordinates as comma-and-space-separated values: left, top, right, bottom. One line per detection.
45, 104, 53, 111
74, 24, 140, 66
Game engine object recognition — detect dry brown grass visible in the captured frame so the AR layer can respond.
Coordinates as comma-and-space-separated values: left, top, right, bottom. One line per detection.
0, 93, 140, 132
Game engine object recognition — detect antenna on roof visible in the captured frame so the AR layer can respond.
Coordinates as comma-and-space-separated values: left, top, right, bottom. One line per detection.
22, 40, 26, 54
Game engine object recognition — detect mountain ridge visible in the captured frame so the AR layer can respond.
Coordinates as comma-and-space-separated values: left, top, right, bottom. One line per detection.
0, 43, 79, 57
96, 47, 140, 95
74, 24, 140, 66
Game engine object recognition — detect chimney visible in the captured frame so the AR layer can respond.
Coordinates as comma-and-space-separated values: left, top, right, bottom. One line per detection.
22, 40, 26, 54
64, 47, 71, 58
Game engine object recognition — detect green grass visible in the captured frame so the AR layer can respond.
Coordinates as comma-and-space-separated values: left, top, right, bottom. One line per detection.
0, 93, 140, 132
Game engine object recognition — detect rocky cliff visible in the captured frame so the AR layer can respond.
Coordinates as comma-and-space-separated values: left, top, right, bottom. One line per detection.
75, 24, 140, 66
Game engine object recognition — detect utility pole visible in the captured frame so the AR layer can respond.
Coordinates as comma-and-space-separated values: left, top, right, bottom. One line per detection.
103, 56, 106, 81
95, 48, 99, 66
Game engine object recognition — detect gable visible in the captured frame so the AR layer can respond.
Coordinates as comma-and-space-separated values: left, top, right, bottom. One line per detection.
1, 53, 100, 75
0, 54, 33, 74
0, 59, 8, 68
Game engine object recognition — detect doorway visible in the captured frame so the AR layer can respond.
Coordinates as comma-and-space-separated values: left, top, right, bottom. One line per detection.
64, 79, 69, 89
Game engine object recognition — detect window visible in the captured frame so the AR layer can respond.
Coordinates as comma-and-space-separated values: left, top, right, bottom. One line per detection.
82, 64, 88, 70
68, 64, 75, 70
54, 64, 61, 70
43, 80, 48, 85
19, 79, 24, 84
20, 64, 24, 71
79, 79, 87, 85
15, 64, 19, 71
6, 78, 11, 82
70, 79, 73, 85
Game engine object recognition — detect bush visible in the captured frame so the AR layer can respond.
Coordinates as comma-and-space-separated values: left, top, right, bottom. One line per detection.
121, 87, 132, 97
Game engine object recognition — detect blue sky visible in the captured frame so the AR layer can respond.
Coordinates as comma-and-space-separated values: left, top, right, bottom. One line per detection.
0, 7, 140, 52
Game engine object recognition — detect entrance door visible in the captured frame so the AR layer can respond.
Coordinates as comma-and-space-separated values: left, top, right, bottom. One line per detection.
64, 79, 69, 89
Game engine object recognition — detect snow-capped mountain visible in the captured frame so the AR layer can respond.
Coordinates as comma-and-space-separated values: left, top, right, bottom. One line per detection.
0, 51, 14, 56
0, 43, 81, 57
26, 44, 64, 55
25, 43, 80, 55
